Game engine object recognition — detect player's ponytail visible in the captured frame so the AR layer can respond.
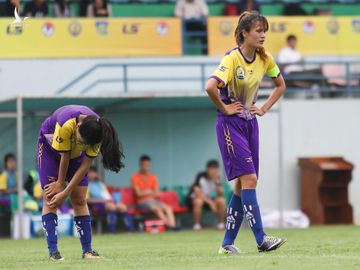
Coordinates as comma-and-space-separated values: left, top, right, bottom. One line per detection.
235, 11, 269, 62
98, 117, 124, 173
79, 115, 125, 173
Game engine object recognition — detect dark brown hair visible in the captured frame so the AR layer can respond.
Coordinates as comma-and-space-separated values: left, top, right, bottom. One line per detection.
234, 11, 269, 62
79, 115, 124, 173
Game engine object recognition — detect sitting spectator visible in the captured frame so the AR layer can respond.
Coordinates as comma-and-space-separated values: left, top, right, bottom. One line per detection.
54, 0, 73, 17
0, 153, 17, 211
131, 155, 178, 230
87, 0, 111, 17
186, 160, 226, 231
283, 3, 307, 16
224, 1, 260, 16
277, 35, 304, 75
24, 169, 42, 207
238, 0, 261, 14
174, 0, 208, 54
2, 0, 21, 17
24, 0, 48, 17
87, 167, 134, 233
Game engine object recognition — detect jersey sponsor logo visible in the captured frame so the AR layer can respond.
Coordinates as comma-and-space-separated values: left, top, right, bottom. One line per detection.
56, 136, 64, 143
95, 21, 109, 36
218, 65, 228, 72
47, 176, 57, 182
42, 22, 55, 37
235, 66, 246, 80
68, 20, 82, 37
245, 157, 253, 163
219, 21, 232, 36
156, 22, 169, 36
327, 18, 339, 35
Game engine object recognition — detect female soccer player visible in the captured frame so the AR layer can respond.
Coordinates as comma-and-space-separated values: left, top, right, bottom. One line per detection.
37, 105, 124, 260
205, 11, 287, 254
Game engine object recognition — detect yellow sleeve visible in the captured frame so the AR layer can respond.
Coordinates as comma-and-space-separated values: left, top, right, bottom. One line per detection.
211, 55, 234, 89
51, 119, 75, 152
85, 143, 101, 158
0, 173, 7, 190
266, 53, 280, 78
33, 182, 43, 200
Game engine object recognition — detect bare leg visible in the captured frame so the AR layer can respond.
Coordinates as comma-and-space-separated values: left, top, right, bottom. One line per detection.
192, 198, 204, 228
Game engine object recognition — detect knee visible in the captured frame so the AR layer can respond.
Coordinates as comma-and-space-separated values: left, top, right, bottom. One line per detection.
240, 174, 258, 189
193, 198, 203, 208
216, 197, 226, 206
71, 196, 87, 208
164, 205, 173, 213
116, 203, 127, 212
106, 202, 116, 211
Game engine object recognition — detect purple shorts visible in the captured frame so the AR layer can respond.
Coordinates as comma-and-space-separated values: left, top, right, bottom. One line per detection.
37, 133, 88, 189
216, 115, 259, 181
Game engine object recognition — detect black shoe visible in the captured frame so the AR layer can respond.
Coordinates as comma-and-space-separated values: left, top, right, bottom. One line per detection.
167, 226, 181, 231
82, 250, 104, 259
49, 251, 64, 261
258, 236, 287, 252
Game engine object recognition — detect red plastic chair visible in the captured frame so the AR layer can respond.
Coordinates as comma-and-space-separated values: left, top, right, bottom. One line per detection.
159, 191, 188, 213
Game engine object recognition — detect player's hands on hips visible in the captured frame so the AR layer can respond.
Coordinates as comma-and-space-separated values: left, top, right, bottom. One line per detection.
250, 105, 265, 116
44, 181, 63, 200
48, 191, 67, 208
224, 102, 243, 115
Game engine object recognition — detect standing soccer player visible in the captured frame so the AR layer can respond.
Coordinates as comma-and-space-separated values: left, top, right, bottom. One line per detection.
37, 105, 124, 260
206, 11, 287, 254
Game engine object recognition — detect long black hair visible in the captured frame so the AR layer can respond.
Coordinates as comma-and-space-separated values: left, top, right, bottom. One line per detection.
78, 115, 124, 173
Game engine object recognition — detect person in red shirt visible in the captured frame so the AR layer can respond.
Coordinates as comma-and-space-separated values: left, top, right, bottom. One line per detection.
131, 155, 177, 230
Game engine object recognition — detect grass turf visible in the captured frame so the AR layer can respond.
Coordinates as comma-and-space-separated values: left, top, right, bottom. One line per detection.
0, 226, 359, 270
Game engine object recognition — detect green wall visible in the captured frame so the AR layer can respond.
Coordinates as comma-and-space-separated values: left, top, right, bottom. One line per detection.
40, 3, 360, 17
0, 108, 221, 189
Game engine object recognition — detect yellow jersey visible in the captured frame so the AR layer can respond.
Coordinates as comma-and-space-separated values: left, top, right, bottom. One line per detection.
211, 47, 280, 120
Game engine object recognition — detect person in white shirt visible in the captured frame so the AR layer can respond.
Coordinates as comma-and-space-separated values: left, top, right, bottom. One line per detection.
174, 0, 209, 54
174, 0, 208, 20
277, 35, 303, 75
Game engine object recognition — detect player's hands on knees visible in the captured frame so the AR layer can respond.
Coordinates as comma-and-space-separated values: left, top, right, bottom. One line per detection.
250, 105, 265, 116
224, 102, 243, 115
44, 181, 63, 200
48, 191, 67, 208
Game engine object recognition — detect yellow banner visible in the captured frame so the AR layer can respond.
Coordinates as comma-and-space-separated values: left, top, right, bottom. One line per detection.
208, 16, 360, 56
0, 18, 182, 58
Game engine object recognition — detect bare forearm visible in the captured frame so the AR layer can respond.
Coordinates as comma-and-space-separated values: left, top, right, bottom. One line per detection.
206, 87, 227, 113
261, 86, 285, 113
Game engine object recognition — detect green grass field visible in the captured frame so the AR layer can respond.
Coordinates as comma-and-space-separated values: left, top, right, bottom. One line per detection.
0, 226, 359, 270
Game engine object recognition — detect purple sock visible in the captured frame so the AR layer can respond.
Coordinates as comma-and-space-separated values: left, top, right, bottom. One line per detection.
74, 215, 92, 254
122, 212, 135, 232
241, 189, 266, 245
42, 213, 58, 255
107, 211, 117, 233
222, 194, 244, 247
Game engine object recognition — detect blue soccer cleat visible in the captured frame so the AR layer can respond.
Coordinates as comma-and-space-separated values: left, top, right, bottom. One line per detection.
258, 236, 287, 252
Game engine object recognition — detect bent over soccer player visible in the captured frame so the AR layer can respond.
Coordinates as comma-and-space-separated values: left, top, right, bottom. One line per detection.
37, 105, 124, 260
206, 11, 287, 254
